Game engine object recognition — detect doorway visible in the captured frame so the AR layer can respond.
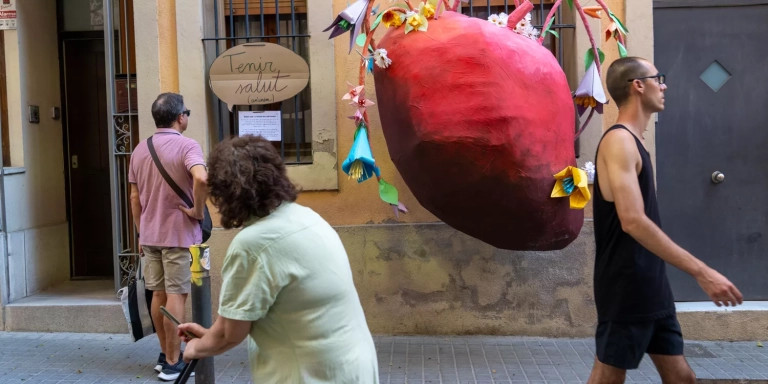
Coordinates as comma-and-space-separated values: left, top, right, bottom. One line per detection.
654, 1, 768, 300
61, 33, 114, 278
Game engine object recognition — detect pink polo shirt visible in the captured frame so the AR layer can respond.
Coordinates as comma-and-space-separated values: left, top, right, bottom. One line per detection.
128, 129, 206, 248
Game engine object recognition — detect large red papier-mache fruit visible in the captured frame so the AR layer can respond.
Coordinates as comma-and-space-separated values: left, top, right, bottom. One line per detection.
373, 11, 582, 251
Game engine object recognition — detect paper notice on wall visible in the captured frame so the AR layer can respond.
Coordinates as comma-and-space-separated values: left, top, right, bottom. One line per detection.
0, 0, 16, 30
238, 110, 282, 141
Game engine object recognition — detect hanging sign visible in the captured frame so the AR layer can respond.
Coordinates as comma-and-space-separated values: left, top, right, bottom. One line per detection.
209, 43, 310, 111
0, 0, 16, 30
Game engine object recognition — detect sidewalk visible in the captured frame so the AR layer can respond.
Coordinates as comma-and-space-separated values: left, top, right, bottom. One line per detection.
1, 332, 767, 383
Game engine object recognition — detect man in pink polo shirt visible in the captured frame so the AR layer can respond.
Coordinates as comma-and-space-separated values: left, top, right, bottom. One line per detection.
128, 92, 207, 381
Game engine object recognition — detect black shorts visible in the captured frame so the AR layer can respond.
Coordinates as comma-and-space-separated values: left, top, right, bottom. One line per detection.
595, 313, 684, 370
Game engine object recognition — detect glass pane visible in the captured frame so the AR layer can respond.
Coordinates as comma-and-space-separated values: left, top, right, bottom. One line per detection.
699, 61, 732, 92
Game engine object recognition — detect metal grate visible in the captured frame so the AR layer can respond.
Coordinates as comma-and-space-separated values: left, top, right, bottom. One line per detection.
203, 0, 312, 164
104, 0, 141, 289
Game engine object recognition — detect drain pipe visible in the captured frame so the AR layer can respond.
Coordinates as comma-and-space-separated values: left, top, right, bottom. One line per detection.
0, 109, 9, 309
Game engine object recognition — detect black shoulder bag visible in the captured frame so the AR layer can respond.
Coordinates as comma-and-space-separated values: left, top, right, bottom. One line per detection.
147, 136, 212, 243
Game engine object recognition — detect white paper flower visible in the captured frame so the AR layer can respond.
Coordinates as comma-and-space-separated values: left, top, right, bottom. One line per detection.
581, 161, 596, 183
487, 12, 508, 27
373, 48, 392, 69
513, 12, 540, 40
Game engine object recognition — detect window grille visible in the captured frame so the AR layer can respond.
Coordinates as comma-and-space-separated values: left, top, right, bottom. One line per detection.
204, 0, 312, 164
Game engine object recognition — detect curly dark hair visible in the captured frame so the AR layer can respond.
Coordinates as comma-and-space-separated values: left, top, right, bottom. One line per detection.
207, 135, 298, 229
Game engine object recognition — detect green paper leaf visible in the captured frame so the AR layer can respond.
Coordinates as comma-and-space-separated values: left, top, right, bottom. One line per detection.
378, 179, 399, 205
608, 11, 629, 35
371, 11, 385, 30
356, 32, 367, 47
584, 48, 605, 71
566, 0, 573, 9
542, 17, 558, 39
617, 41, 628, 58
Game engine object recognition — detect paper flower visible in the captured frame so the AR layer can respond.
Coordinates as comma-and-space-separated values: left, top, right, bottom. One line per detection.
323, 0, 371, 53
487, 13, 508, 27
373, 48, 392, 69
581, 161, 595, 184
420, 2, 436, 19
342, 125, 381, 183
404, 11, 428, 34
382, 9, 404, 28
513, 13, 540, 40
582, 6, 602, 19
342, 83, 364, 101
574, 61, 607, 116
551, 166, 591, 209
351, 87, 375, 110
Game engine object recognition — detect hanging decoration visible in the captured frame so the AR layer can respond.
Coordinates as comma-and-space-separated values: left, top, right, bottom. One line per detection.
326, 0, 628, 250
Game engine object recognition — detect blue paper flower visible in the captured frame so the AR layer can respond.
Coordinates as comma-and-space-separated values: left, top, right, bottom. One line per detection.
342, 125, 380, 183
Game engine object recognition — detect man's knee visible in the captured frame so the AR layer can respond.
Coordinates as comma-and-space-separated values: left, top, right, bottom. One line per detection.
660, 367, 695, 384
588, 357, 626, 384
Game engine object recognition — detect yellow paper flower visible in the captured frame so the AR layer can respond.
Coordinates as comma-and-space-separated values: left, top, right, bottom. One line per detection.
551, 166, 591, 209
382, 10, 403, 28
420, 2, 436, 19
404, 11, 428, 34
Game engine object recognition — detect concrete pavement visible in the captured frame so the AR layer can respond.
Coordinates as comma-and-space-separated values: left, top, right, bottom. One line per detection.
1, 332, 768, 383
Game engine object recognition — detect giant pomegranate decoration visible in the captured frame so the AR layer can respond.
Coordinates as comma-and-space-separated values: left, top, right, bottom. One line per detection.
327, 0, 626, 250
373, 11, 581, 250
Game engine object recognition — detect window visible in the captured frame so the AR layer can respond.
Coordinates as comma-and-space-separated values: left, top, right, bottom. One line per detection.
216, 0, 312, 164
205, 0, 338, 190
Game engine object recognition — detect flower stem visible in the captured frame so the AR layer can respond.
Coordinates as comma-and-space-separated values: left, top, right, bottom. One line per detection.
593, 0, 625, 45
537, 0, 562, 45
573, 0, 600, 74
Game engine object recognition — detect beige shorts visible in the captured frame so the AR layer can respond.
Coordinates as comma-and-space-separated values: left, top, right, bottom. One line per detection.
141, 246, 192, 294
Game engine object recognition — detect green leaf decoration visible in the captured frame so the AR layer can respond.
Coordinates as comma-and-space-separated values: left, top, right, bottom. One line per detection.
617, 41, 628, 58
584, 48, 605, 71
542, 18, 559, 39
378, 179, 399, 205
566, 0, 573, 9
356, 32, 367, 47
371, 11, 385, 30
608, 11, 629, 35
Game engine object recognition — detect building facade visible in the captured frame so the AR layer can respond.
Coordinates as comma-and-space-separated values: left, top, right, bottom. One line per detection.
0, 0, 765, 340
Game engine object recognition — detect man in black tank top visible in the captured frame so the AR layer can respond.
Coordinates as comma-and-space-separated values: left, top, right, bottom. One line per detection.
588, 57, 743, 383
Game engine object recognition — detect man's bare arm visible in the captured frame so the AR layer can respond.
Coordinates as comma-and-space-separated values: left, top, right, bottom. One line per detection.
599, 129, 742, 307
180, 164, 208, 220
130, 183, 141, 234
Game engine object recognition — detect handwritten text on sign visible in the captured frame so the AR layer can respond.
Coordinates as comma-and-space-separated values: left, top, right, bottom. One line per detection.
209, 43, 310, 111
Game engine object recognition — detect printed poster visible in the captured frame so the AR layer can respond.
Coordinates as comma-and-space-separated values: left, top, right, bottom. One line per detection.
0, 0, 15, 30
238, 110, 282, 141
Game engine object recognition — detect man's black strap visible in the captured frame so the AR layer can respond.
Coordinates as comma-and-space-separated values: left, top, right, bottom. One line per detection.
146, 136, 194, 209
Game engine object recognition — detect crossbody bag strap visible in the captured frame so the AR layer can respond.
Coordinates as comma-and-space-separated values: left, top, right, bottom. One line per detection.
147, 136, 194, 209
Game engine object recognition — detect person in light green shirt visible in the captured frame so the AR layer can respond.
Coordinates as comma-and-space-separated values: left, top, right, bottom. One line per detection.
179, 136, 379, 383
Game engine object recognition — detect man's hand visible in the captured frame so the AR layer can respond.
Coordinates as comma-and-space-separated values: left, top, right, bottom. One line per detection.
696, 267, 743, 307
179, 205, 204, 220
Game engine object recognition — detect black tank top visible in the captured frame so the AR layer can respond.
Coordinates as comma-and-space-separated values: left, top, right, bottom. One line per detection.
593, 125, 675, 322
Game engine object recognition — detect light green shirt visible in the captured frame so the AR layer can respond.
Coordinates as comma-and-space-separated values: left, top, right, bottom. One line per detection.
219, 202, 379, 383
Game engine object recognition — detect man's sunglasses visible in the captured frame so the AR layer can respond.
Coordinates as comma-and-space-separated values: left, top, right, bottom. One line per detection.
627, 73, 665, 85
181, 109, 191, 117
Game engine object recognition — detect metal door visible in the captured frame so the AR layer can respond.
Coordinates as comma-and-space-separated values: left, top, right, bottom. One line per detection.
654, 1, 768, 300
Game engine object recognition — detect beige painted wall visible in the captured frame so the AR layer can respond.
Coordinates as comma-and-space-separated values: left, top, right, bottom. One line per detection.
1, 1, 69, 298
